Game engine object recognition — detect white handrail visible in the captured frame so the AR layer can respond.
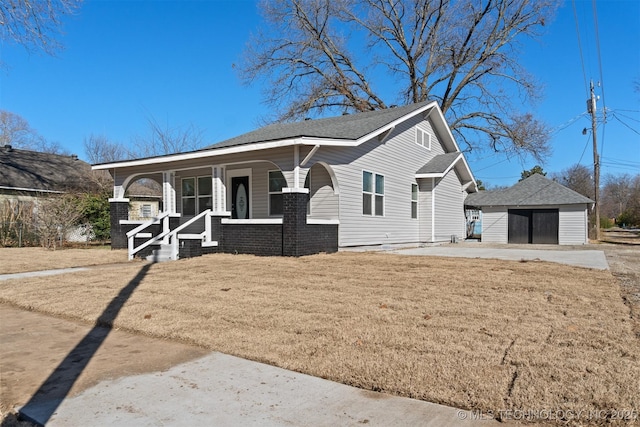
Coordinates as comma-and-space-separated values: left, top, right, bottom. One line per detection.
168, 209, 212, 260
128, 210, 213, 261
127, 212, 179, 260
126, 211, 171, 238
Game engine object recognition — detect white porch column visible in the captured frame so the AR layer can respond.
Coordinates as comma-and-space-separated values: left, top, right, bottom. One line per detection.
112, 184, 126, 200
212, 166, 227, 214
293, 145, 300, 189
163, 171, 176, 214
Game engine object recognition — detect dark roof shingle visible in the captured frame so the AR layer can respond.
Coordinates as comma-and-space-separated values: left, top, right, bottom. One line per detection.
208, 101, 433, 149
416, 152, 462, 175
0, 146, 92, 192
465, 174, 594, 207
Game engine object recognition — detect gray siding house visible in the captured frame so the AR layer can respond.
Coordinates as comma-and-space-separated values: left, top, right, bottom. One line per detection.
94, 101, 478, 260
465, 174, 594, 245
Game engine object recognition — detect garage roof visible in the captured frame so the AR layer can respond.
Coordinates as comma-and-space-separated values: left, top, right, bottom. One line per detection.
465, 174, 594, 207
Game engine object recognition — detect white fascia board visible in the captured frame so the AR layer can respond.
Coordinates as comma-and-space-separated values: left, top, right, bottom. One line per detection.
441, 153, 463, 176
428, 106, 461, 153
455, 155, 478, 191
92, 138, 302, 170
415, 173, 444, 179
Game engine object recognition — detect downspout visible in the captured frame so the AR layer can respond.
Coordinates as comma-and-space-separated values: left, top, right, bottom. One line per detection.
431, 177, 436, 242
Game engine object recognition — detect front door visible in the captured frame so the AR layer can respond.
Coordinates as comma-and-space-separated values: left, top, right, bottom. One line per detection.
231, 176, 250, 219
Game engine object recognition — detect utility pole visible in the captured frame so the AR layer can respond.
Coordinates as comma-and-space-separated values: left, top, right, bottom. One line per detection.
587, 80, 600, 240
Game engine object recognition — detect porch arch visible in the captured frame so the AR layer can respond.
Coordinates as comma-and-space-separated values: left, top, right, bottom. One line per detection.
306, 162, 340, 220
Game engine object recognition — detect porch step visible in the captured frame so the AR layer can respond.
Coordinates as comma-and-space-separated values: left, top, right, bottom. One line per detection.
146, 244, 174, 263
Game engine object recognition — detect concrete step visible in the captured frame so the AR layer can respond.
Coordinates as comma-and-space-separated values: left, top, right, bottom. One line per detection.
146, 244, 174, 263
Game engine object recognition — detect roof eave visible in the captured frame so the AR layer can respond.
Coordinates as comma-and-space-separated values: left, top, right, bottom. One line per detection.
92, 101, 446, 171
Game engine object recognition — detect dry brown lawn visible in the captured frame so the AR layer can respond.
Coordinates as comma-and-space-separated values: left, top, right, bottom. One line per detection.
1, 252, 638, 425
0, 247, 127, 274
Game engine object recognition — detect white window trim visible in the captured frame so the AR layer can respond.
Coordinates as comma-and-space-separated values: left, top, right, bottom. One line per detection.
226, 168, 253, 219
268, 169, 287, 217
362, 170, 385, 217
411, 183, 418, 219
181, 175, 212, 216
181, 177, 196, 216
196, 175, 213, 214
416, 127, 431, 150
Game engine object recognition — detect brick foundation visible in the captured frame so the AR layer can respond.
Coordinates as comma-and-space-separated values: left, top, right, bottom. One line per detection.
111, 192, 338, 258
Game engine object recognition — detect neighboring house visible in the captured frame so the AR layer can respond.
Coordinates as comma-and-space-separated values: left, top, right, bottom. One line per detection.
0, 145, 92, 200
93, 101, 478, 260
128, 195, 161, 221
0, 145, 94, 244
464, 174, 594, 245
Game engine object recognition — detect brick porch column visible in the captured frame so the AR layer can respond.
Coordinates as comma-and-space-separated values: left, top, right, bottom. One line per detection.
282, 188, 308, 257
109, 198, 130, 249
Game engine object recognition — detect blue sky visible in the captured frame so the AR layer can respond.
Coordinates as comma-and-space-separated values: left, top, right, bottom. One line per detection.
1, 0, 638, 187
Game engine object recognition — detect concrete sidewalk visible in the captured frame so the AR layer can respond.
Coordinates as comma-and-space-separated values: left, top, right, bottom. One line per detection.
28, 352, 497, 427
393, 245, 609, 270
2, 305, 498, 427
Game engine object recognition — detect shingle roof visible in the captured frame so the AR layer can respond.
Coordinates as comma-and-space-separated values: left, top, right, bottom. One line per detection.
416, 152, 462, 175
208, 101, 433, 149
0, 146, 93, 192
465, 173, 594, 207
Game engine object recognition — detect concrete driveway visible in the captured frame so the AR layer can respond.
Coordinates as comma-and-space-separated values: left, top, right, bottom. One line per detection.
393, 243, 609, 270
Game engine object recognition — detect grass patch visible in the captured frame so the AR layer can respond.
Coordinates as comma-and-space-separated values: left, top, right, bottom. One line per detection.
1, 252, 638, 425
0, 247, 127, 274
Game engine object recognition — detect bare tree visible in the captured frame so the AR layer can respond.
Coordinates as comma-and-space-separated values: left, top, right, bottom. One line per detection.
35, 193, 83, 249
84, 116, 205, 165
240, 0, 558, 161
130, 116, 205, 158
551, 164, 594, 199
601, 173, 639, 220
83, 134, 128, 164
0, 110, 35, 146
0, 109, 66, 153
0, 0, 82, 55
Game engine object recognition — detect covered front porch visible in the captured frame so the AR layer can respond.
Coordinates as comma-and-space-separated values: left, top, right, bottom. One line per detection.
105, 147, 340, 260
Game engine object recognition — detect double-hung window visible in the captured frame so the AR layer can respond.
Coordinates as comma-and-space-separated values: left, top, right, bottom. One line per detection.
363, 171, 384, 216
181, 176, 212, 215
268, 170, 287, 216
416, 127, 431, 150
411, 183, 418, 219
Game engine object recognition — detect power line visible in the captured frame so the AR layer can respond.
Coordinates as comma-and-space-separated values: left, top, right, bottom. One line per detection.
551, 111, 588, 135
601, 156, 640, 166
591, 0, 607, 116
571, 0, 590, 97
591, 0, 608, 158
612, 113, 640, 136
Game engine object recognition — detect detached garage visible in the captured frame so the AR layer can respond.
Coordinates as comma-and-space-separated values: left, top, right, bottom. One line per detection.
465, 174, 594, 245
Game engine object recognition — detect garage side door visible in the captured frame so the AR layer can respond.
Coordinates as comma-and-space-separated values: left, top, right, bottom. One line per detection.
531, 209, 559, 244
508, 210, 531, 244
